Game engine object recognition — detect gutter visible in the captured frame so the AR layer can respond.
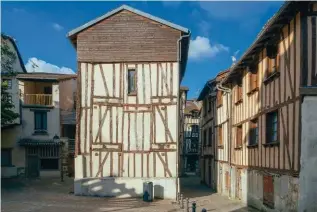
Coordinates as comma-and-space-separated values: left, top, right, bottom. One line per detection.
176, 31, 191, 196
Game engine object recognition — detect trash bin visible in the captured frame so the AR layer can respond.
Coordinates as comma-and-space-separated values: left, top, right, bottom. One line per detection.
143, 181, 153, 202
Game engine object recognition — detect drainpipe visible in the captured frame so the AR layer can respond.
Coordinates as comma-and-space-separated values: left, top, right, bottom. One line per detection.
176, 31, 191, 196
216, 82, 232, 197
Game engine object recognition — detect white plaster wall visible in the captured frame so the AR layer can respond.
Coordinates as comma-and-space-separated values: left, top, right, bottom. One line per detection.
299, 96, 317, 212
74, 177, 177, 199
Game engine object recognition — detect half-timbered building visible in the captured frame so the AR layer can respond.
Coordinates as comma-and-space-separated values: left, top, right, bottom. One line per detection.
67, 5, 190, 199
182, 99, 201, 175
218, 1, 317, 211
198, 70, 229, 191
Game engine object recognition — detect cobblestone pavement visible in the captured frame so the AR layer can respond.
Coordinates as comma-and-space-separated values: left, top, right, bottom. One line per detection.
1, 176, 258, 212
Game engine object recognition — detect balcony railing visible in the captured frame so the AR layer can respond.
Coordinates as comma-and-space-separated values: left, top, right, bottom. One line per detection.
24, 94, 52, 106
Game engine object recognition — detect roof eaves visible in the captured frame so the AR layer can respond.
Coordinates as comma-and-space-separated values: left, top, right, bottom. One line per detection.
67, 4, 189, 39
222, 1, 293, 84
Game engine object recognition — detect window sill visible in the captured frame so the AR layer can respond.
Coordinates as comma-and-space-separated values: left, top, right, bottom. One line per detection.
235, 99, 243, 105
128, 92, 137, 96
234, 146, 242, 150
33, 130, 48, 136
247, 87, 259, 96
217, 145, 224, 149
263, 71, 280, 85
263, 141, 280, 147
247, 144, 259, 148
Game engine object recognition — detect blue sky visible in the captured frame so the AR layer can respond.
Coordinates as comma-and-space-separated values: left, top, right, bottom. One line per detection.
2, 1, 283, 98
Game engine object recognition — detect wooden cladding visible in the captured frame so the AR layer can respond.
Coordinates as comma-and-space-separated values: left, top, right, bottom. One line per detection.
76, 10, 181, 62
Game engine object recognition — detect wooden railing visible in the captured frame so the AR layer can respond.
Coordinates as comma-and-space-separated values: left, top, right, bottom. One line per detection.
24, 94, 52, 106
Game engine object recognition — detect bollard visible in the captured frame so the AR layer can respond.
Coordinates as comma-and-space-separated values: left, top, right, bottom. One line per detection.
185, 198, 189, 212
180, 194, 184, 209
201, 209, 207, 212
192, 201, 196, 212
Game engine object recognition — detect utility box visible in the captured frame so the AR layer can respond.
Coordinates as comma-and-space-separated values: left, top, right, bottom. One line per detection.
143, 181, 153, 202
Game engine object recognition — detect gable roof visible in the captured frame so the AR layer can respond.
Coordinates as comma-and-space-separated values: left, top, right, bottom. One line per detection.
17, 72, 77, 82
1, 34, 27, 74
67, 4, 189, 39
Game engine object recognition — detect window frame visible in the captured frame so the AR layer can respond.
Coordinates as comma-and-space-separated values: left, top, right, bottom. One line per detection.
266, 111, 278, 144
127, 68, 137, 95
249, 118, 259, 146
1, 148, 12, 167
34, 111, 48, 132
208, 127, 213, 147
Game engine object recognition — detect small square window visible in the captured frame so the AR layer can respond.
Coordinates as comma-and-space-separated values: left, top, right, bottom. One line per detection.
34, 111, 47, 131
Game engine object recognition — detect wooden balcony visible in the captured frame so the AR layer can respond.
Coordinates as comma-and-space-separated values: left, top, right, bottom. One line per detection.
24, 94, 52, 106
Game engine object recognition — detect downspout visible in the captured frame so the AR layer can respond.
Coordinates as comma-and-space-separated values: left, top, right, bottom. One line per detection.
176, 31, 191, 196
216, 81, 232, 197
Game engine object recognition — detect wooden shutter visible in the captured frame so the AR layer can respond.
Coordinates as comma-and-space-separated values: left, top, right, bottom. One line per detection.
218, 126, 223, 146
237, 126, 242, 147
217, 91, 222, 107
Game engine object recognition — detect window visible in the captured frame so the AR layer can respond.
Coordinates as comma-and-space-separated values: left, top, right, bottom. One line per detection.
2, 79, 12, 89
236, 125, 243, 147
266, 44, 279, 77
191, 125, 199, 137
266, 111, 278, 143
249, 119, 259, 146
192, 110, 199, 119
218, 125, 223, 146
40, 159, 59, 170
1, 149, 12, 167
208, 127, 213, 147
208, 96, 212, 112
217, 91, 223, 107
128, 69, 136, 94
236, 80, 243, 103
34, 111, 47, 131
249, 67, 258, 92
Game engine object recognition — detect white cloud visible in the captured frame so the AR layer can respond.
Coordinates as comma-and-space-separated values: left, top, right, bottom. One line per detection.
231, 49, 240, 63
198, 20, 211, 36
189, 36, 229, 60
25, 57, 75, 74
52, 23, 64, 31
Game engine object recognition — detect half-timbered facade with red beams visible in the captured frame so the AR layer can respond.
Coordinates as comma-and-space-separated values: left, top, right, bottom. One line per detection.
219, 1, 317, 211
67, 5, 190, 199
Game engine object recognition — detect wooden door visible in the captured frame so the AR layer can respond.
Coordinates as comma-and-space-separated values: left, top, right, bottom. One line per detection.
236, 169, 242, 200
263, 175, 274, 208
27, 155, 39, 178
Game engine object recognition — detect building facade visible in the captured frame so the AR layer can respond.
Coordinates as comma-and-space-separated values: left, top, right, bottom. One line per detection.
198, 1, 317, 211
17, 73, 77, 178
182, 99, 201, 175
1, 34, 28, 178
68, 5, 190, 199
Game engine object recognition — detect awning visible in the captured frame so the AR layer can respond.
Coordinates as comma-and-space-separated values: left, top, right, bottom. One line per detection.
19, 138, 63, 146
